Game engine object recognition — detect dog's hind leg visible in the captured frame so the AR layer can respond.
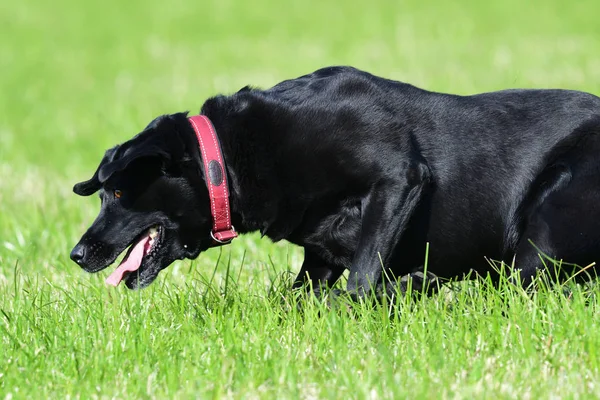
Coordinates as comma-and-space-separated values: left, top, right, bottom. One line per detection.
512, 161, 600, 287
512, 218, 557, 288
508, 163, 572, 287
511, 119, 600, 287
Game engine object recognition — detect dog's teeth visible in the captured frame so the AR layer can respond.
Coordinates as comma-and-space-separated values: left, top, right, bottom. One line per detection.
149, 227, 158, 239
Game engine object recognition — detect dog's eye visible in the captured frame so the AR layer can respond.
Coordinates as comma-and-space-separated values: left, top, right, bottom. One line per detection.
114, 190, 122, 199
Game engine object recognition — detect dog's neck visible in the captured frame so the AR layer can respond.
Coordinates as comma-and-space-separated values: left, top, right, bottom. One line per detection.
191, 96, 296, 240
171, 110, 275, 238
187, 115, 238, 244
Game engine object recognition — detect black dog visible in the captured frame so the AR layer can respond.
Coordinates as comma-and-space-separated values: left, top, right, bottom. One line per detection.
71, 66, 600, 296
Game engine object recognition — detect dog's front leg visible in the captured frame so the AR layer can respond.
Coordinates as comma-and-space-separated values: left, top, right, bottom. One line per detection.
347, 161, 431, 299
292, 249, 345, 296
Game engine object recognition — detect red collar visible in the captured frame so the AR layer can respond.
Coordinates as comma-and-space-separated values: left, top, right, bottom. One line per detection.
188, 115, 238, 246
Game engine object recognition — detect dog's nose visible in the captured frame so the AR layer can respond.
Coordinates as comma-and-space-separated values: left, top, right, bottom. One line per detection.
70, 244, 86, 265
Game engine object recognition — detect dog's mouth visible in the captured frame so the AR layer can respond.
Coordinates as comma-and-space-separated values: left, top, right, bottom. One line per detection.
105, 225, 163, 287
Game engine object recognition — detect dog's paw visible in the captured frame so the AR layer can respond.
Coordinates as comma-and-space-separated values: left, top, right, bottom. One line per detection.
378, 270, 442, 300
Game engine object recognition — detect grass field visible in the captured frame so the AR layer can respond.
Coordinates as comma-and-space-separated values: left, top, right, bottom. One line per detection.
2, 0, 600, 398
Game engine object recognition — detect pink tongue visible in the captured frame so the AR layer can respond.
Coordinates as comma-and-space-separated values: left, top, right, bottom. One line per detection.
105, 235, 151, 287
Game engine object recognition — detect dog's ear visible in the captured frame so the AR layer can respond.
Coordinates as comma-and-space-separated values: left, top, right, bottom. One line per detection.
97, 144, 171, 183
74, 114, 183, 195
97, 114, 180, 183
73, 147, 118, 196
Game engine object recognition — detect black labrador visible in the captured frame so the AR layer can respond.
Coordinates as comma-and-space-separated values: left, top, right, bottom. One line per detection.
70, 66, 600, 296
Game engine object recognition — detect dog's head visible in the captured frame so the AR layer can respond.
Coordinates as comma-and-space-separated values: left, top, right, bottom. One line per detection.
70, 113, 215, 289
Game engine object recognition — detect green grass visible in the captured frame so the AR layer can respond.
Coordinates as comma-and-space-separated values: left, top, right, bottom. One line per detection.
2, 0, 600, 398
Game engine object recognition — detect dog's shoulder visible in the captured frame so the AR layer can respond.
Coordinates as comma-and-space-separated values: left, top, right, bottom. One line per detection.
202, 66, 423, 112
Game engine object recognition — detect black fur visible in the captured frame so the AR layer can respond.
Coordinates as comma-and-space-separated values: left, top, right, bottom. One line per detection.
71, 66, 600, 294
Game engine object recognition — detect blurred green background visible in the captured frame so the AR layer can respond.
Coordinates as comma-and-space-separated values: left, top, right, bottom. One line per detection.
3, 0, 599, 170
